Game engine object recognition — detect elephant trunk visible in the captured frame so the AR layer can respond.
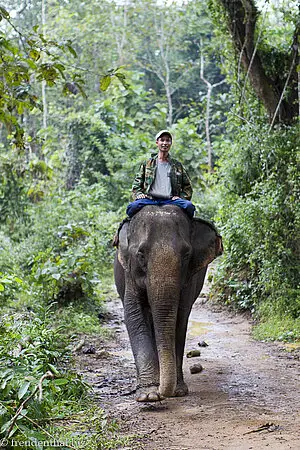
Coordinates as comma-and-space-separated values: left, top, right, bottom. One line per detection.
148, 246, 181, 397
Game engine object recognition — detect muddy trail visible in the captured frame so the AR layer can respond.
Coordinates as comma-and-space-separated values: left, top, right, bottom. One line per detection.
76, 279, 300, 450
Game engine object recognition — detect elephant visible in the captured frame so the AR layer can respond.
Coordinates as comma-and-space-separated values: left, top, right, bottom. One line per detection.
114, 205, 223, 402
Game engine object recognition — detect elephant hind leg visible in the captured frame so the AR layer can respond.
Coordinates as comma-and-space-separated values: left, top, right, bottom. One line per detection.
174, 381, 188, 397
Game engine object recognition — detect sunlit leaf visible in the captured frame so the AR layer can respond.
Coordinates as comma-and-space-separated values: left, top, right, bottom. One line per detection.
54, 378, 69, 386
29, 49, 40, 61
48, 364, 59, 375
0, 419, 12, 434
18, 381, 31, 400
100, 75, 111, 91
52, 273, 61, 280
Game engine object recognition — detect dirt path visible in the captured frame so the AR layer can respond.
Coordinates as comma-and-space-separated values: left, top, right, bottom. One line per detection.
76, 280, 300, 450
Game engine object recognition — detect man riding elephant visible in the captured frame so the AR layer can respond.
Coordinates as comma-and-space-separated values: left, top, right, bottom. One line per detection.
114, 130, 223, 402
126, 130, 196, 219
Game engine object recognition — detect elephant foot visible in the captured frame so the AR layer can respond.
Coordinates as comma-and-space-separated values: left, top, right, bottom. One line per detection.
136, 385, 165, 403
174, 381, 189, 397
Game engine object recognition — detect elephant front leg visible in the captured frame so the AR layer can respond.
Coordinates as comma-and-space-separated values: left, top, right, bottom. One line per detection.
123, 290, 163, 402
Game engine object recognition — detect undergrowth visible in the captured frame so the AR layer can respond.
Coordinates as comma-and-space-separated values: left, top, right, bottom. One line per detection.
0, 181, 126, 447
0, 304, 133, 449
211, 122, 299, 342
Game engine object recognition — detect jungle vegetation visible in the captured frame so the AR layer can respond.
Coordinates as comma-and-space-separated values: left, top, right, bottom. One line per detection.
0, 0, 299, 447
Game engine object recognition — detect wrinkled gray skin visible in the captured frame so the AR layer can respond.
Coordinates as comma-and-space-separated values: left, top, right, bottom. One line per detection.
114, 205, 223, 402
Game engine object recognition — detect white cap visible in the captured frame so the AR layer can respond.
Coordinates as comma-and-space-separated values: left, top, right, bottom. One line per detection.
155, 130, 172, 141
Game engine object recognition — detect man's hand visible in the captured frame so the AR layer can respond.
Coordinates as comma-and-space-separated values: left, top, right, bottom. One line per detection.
137, 194, 147, 199
171, 196, 180, 200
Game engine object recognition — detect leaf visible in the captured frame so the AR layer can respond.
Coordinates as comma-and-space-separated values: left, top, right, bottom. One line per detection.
0, 6, 10, 19
51, 273, 61, 280
29, 49, 40, 61
18, 381, 31, 400
115, 72, 130, 89
54, 63, 66, 79
18, 424, 48, 441
26, 58, 37, 70
66, 43, 77, 58
48, 363, 59, 375
115, 72, 126, 81
0, 284, 4, 291
100, 75, 111, 91
18, 408, 28, 418
1, 419, 12, 433
53, 378, 69, 386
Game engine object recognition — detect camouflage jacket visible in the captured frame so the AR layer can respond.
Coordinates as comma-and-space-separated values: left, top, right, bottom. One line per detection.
131, 153, 193, 201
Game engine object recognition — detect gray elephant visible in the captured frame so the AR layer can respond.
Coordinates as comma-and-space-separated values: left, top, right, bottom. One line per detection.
114, 205, 223, 402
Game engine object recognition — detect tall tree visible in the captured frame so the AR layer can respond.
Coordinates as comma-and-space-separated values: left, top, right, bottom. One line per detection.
213, 0, 299, 123
41, 0, 47, 129
130, 0, 205, 126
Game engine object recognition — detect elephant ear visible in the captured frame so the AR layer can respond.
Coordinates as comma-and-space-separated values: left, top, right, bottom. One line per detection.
118, 221, 130, 271
189, 218, 223, 276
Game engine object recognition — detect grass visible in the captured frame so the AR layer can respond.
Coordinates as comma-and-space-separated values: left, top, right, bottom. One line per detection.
252, 316, 300, 342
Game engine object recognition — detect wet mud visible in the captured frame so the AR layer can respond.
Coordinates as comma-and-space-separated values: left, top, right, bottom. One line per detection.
76, 282, 300, 450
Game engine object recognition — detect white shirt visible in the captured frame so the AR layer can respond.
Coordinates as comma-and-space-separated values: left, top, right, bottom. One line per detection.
149, 161, 172, 199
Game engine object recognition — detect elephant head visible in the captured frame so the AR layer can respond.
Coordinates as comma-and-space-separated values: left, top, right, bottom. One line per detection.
115, 205, 222, 400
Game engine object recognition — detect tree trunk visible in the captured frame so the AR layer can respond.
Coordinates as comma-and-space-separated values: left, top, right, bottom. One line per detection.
42, 0, 47, 128
218, 0, 299, 123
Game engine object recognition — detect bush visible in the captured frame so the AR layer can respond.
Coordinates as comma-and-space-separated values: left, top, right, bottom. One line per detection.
212, 122, 299, 334
0, 305, 88, 443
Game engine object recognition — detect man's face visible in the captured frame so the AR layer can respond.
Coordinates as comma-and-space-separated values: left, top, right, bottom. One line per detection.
156, 134, 172, 153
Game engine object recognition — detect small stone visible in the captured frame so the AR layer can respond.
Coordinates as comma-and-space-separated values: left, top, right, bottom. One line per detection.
186, 350, 201, 358
190, 364, 203, 374
83, 345, 96, 354
95, 350, 110, 359
198, 341, 209, 347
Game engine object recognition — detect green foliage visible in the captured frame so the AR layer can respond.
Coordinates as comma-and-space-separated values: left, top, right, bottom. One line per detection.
0, 147, 29, 224
0, 306, 130, 448
0, 272, 22, 298
0, 305, 88, 443
213, 123, 299, 325
47, 406, 134, 450
253, 316, 300, 343
206, 1, 299, 340
1, 181, 120, 306
0, 6, 84, 147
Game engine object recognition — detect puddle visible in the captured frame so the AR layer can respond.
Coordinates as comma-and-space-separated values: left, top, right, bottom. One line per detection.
283, 342, 300, 351
110, 349, 133, 358
187, 320, 212, 337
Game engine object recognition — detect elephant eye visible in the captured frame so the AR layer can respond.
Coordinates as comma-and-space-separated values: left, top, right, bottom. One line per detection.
137, 250, 144, 261
182, 253, 190, 261
136, 250, 146, 269
181, 247, 192, 262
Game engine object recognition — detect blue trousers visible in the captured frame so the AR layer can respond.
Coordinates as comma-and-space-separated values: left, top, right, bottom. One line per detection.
126, 198, 195, 219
